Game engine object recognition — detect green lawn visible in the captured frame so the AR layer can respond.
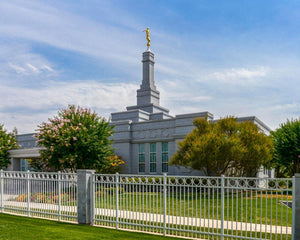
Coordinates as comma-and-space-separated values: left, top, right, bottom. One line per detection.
11, 189, 292, 227
0, 213, 184, 240
95, 190, 293, 226
0, 213, 291, 240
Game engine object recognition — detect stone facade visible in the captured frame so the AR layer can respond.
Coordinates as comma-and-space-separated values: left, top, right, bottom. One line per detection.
112, 112, 213, 175
7, 134, 41, 171
7, 49, 272, 176
109, 50, 271, 175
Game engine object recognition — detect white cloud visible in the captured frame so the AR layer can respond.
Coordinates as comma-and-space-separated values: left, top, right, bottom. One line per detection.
41, 65, 54, 72
8, 63, 27, 74
0, 1, 140, 74
159, 79, 211, 103
9, 62, 54, 75
270, 103, 298, 111
0, 0, 298, 134
209, 67, 268, 84
26, 63, 40, 73
0, 42, 56, 80
0, 81, 138, 133
0, 0, 196, 80
0, 112, 54, 135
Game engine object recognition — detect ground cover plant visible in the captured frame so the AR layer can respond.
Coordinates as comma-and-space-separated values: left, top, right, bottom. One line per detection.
0, 213, 291, 240
0, 213, 183, 240
13, 192, 74, 204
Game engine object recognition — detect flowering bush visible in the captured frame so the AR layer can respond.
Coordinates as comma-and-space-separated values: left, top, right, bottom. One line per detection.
31, 193, 47, 203
104, 155, 125, 173
34, 105, 124, 173
16, 192, 73, 204
48, 193, 70, 203
17, 194, 27, 202
0, 125, 19, 169
49, 195, 59, 204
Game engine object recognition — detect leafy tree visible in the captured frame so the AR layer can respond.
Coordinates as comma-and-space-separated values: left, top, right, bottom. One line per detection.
0, 125, 19, 169
271, 119, 300, 177
171, 117, 273, 177
35, 105, 124, 173
234, 121, 273, 176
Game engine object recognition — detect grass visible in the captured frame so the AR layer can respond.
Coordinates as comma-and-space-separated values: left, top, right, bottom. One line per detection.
0, 213, 183, 240
94, 216, 292, 240
10, 189, 293, 227
95, 190, 293, 226
0, 213, 291, 240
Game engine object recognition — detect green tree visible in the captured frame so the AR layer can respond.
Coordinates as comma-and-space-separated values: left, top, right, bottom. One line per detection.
171, 117, 273, 177
0, 125, 19, 169
234, 121, 273, 176
271, 119, 300, 177
35, 105, 124, 173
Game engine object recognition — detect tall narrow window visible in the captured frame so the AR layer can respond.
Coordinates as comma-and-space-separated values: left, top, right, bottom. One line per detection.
21, 159, 32, 171
21, 159, 26, 172
162, 142, 168, 172
149, 143, 156, 173
138, 144, 145, 173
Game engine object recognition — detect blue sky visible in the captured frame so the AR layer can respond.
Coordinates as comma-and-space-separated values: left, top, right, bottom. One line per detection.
0, 0, 299, 133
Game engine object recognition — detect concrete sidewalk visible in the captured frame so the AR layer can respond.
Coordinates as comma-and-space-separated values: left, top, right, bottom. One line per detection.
3, 199, 291, 235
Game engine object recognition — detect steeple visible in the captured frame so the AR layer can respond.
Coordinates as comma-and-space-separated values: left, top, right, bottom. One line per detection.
125, 50, 170, 115
111, 30, 173, 122
136, 51, 160, 106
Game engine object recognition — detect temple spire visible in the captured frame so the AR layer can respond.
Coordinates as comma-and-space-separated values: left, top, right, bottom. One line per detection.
136, 51, 160, 106
123, 29, 170, 117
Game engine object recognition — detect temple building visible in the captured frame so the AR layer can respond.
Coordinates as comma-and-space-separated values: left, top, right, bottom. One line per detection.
7, 48, 272, 176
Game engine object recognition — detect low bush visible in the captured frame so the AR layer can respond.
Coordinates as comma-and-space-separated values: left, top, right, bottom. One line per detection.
17, 194, 27, 202
15, 192, 73, 204
31, 193, 47, 203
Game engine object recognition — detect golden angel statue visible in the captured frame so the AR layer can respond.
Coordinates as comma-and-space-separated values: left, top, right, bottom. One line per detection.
143, 27, 150, 47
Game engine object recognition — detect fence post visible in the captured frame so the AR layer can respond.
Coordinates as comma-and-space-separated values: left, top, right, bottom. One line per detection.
91, 172, 95, 226
115, 173, 119, 229
293, 174, 300, 240
221, 175, 225, 240
77, 169, 95, 225
0, 170, 3, 213
27, 170, 30, 217
58, 171, 61, 221
163, 173, 167, 236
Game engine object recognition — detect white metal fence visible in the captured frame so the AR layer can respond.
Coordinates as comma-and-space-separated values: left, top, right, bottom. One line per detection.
0, 170, 77, 222
93, 174, 293, 240
0, 170, 295, 240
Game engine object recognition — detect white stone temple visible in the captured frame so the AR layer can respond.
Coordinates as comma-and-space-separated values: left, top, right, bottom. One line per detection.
8, 48, 272, 176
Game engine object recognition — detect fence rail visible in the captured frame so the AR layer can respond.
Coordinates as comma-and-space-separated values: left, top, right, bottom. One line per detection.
0, 170, 77, 222
0, 170, 296, 240
93, 174, 293, 240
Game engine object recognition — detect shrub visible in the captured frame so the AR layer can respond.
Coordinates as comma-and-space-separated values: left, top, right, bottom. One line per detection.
35, 105, 124, 173
17, 194, 27, 202
31, 193, 47, 203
